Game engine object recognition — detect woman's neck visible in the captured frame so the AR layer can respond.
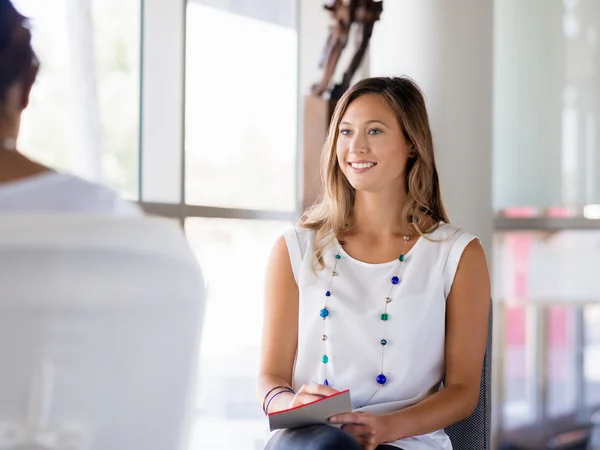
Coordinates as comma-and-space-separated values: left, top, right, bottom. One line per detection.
0, 117, 50, 182
0, 138, 17, 151
0, 114, 20, 147
350, 189, 411, 237
0, 147, 51, 183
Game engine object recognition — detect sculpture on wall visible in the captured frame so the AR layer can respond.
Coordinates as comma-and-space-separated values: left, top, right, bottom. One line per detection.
311, 0, 384, 100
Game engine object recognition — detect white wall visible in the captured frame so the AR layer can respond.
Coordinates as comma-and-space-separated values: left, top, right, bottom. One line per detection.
369, 0, 494, 256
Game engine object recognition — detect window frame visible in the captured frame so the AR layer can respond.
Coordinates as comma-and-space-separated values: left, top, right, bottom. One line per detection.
139, 0, 303, 224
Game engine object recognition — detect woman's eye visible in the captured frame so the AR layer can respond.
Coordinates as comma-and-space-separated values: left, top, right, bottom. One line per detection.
368, 128, 382, 135
339, 129, 351, 136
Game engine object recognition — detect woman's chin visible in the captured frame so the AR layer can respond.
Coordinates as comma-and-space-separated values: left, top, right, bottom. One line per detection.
349, 182, 380, 193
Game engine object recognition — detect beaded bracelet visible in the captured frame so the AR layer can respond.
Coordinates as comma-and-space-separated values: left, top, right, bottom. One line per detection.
262, 386, 292, 414
264, 388, 295, 416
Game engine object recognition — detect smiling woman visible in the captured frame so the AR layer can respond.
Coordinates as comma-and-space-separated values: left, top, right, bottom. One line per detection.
302, 77, 449, 270
259, 76, 491, 450
337, 94, 411, 188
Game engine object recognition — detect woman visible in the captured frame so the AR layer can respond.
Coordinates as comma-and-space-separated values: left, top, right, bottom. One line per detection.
258, 76, 490, 450
0, 0, 140, 215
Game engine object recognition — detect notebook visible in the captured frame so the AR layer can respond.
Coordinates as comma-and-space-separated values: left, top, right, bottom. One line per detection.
267, 390, 352, 431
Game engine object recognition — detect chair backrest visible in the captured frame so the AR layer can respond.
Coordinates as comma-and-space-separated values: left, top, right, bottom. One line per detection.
444, 299, 493, 450
0, 214, 205, 450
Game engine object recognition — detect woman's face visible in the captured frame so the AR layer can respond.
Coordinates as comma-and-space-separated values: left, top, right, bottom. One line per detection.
336, 93, 411, 194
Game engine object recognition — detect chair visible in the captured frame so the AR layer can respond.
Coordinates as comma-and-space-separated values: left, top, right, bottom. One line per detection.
444, 299, 493, 450
587, 409, 600, 450
0, 215, 205, 450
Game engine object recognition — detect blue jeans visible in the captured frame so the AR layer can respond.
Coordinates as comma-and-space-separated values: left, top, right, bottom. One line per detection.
265, 424, 402, 450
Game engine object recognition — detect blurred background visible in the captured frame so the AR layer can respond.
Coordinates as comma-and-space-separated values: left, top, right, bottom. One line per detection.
11, 0, 600, 449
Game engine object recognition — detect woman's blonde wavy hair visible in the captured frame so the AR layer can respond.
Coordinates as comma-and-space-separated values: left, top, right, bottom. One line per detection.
299, 76, 450, 269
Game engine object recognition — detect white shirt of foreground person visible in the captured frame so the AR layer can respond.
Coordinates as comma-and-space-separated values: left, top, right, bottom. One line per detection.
0, 171, 142, 215
285, 222, 477, 450
0, 214, 205, 450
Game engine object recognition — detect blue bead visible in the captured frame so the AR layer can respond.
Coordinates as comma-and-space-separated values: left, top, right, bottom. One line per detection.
325, 291, 331, 297
376, 374, 387, 385
320, 308, 329, 318
391, 276, 400, 285
381, 339, 387, 346
335, 254, 341, 260
324, 379, 329, 386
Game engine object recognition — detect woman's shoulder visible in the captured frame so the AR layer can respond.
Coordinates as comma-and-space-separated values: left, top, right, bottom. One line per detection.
282, 226, 317, 254
0, 171, 142, 216
428, 221, 478, 243
279, 226, 321, 284
54, 173, 143, 216
284, 225, 316, 239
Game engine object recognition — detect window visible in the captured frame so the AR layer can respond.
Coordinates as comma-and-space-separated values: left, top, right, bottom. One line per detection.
584, 305, 600, 407
495, 229, 600, 436
186, 218, 293, 450
494, 1, 600, 427
14, 0, 141, 199
502, 304, 536, 428
185, 2, 298, 212
546, 307, 577, 418
15, 2, 300, 447
494, 0, 600, 213
181, 2, 299, 448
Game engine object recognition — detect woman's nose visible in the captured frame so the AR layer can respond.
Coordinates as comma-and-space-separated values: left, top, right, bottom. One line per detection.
349, 135, 367, 154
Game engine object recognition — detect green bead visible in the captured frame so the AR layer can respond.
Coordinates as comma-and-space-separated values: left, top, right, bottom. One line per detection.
399, 254, 405, 262
322, 355, 329, 364
335, 254, 341, 260
381, 313, 389, 321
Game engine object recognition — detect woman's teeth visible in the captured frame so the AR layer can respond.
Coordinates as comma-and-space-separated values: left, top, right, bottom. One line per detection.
351, 162, 375, 169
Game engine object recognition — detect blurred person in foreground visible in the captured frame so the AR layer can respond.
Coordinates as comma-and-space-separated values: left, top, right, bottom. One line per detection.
0, 0, 141, 215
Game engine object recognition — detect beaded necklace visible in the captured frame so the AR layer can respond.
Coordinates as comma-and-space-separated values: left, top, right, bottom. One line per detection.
319, 230, 413, 406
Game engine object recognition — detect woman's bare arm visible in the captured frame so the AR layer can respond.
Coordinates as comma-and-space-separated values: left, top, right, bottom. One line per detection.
378, 239, 491, 441
257, 235, 300, 414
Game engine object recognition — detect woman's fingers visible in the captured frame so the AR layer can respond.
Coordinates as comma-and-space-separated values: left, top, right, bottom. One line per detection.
288, 384, 340, 408
330, 412, 362, 424
297, 393, 326, 405
289, 392, 328, 408
300, 383, 339, 397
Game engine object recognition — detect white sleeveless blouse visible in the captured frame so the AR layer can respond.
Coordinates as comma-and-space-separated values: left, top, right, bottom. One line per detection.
283, 222, 477, 450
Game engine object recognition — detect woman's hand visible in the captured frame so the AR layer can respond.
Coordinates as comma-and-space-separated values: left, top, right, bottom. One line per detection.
330, 411, 391, 450
288, 384, 339, 409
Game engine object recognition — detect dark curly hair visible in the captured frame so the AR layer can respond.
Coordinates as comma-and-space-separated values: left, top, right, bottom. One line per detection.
0, 0, 38, 107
